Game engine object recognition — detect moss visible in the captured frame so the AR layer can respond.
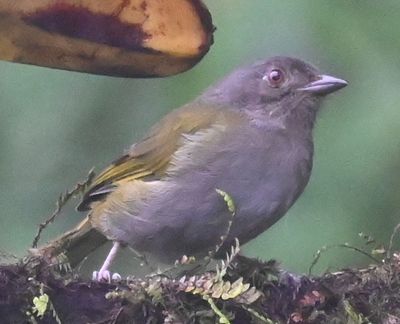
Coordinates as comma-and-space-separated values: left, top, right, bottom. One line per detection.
1, 249, 400, 323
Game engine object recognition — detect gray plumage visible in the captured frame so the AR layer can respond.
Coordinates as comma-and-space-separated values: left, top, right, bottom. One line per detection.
41, 56, 347, 269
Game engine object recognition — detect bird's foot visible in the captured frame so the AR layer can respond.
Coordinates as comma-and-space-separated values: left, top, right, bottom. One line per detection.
92, 241, 122, 282
92, 270, 122, 283
175, 255, 196, 266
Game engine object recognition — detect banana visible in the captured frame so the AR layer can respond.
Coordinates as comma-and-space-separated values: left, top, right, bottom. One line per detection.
0, 0, 214, 77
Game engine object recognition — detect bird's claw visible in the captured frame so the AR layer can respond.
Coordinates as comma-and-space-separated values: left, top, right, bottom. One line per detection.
175, 255, 196, 265
92, 270, 122, 283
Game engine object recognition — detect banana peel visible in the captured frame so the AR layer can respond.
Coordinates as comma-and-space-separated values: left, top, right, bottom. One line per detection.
0, 0, 214, 77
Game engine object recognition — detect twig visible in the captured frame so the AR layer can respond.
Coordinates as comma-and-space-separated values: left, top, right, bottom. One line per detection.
31, 169, 95, 248
241, 306, 276, 324
0, 250, 18, 261
203, 296, 231, 324
387, 222, 400, 259
309, 243, 381, 275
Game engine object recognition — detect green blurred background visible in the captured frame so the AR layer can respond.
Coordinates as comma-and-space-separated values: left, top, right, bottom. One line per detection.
1, 0, 400, 275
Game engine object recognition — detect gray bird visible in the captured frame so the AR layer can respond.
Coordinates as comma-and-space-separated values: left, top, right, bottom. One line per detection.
39, 56, 347, 280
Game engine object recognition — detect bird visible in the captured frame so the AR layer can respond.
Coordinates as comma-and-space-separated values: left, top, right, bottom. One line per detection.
38, 56, 347, 281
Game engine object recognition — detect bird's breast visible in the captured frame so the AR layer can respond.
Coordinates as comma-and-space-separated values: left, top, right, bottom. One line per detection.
216, 127, 314, 243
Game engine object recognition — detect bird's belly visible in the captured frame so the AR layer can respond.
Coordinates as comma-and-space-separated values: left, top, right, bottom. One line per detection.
99, 135, 312, 263
200, 139, 313, 252
227, 167, 310, 246
147, 151, 310, 262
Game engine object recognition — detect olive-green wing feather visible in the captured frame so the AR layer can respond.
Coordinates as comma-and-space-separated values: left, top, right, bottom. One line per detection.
77, 102, 227, 211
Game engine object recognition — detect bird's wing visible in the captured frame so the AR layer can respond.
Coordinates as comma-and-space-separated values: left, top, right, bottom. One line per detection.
77, 102, 238, 211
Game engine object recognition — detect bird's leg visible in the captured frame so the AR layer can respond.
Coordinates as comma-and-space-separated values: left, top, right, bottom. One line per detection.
93, 241, 121, 282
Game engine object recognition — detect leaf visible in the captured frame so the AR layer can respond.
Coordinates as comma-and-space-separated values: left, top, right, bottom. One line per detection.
32, 293, 49, 317
215, 189, 236, 215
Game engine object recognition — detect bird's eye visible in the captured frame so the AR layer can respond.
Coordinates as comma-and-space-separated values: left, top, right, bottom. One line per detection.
264, 69, 285, 88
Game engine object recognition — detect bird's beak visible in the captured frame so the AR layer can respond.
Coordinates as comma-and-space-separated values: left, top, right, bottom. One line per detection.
298, 74, 348, 95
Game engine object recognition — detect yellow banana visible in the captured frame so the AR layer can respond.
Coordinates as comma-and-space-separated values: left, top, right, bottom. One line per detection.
0, 0, 214, 77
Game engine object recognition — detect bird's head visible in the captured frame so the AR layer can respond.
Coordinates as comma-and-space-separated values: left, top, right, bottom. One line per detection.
202, 56, 347, 124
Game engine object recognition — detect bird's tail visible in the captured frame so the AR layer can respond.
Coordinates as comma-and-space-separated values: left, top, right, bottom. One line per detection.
32, 216, 108, 268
